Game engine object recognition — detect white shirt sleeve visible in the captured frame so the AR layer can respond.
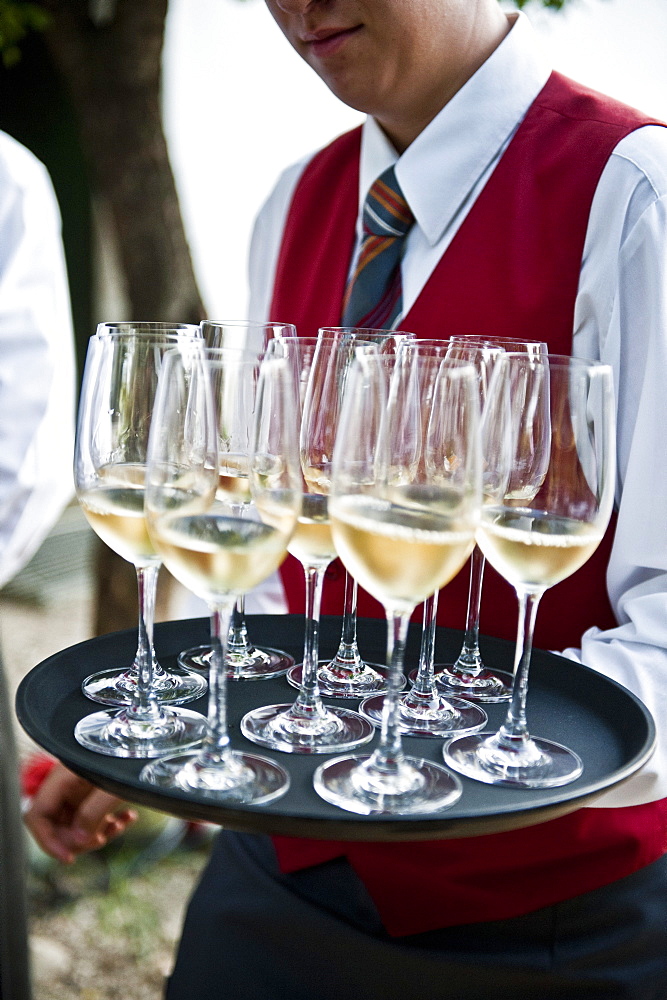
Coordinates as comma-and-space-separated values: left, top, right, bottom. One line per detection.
0, 132, 76, 587
568, 124, 667, 806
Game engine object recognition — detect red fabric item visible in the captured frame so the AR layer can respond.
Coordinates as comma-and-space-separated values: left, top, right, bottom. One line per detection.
273, 800, 667, 935
20, 752, 56, 797
269, 71, 666, 935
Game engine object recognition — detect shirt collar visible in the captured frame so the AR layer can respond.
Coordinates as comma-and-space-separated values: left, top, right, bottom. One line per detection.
359, 12, 552, 247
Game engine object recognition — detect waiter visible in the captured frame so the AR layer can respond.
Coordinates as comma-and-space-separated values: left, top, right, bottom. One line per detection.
27, 3, 667, 997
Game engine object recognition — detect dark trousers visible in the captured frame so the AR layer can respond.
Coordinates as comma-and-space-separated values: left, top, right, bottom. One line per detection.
166, 829, 667, 1000
0, 650, 31, 1000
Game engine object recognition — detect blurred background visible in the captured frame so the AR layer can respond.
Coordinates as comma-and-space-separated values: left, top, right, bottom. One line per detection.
0, 0, 665, 996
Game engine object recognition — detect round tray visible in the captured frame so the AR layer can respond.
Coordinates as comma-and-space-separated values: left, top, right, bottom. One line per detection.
16, 615, 655, 841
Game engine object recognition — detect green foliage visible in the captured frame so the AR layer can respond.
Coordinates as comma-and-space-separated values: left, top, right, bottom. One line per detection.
510, 0, 573, 8
0, 0, 50, 67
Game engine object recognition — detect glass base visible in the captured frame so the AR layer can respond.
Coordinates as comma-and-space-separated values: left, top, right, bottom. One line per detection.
432, 664, 513, 703
81, 664, 208, 707
359, 693, 487, 738
444, 731, 584, 788
313, 753, 463, 815
177, 644, 294, 680
140, 748, 290, 804
74, 706, 207, 759
240, 702, 374, 755
286, 662, 401, 699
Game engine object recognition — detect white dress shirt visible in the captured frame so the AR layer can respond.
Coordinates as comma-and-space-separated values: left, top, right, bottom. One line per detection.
0, 131, 76, 587
247, 13, 667, 810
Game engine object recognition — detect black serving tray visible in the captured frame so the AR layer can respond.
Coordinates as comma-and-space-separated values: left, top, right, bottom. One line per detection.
16, 615, 655, 841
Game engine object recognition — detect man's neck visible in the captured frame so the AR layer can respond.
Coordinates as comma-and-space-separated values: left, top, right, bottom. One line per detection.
376, 10, 512, 153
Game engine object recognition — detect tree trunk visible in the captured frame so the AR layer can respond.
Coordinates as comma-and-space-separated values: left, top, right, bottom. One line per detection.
43, 0, 206, 634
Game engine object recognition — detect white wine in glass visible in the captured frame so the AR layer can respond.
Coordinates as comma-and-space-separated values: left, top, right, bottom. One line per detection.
314, 347, 482, 815
357, 341, 488, 739
141, 347, 300, 800
241, 334, 375, 754
445, 353, 615, 788
434, 335, 547, 704
80, 321, 208, 710
285, 326, 413, 699
74, 331, 208, 758
178, 321, 298, 680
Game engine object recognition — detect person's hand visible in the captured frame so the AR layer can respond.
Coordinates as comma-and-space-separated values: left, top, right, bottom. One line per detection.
23, 762, 138, 864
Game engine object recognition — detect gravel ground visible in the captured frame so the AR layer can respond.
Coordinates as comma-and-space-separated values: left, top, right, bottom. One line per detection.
2, 506, 211, 1000
28, 843, 209, 1000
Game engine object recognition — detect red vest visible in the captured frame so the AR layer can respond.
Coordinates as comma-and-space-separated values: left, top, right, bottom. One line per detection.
269, 72, 667, 935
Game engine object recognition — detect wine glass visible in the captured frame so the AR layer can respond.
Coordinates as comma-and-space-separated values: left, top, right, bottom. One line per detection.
81, 321, 208, 708
285, 326, 414, 699
445, 353, 616, 788
140, 347, 300, 800
314, 348, 482, 814
434, 335, 548, 704
177, 321, 297, 680
358, 341, 488, 738
74, 332, 208, 757
240, 334, 375, 753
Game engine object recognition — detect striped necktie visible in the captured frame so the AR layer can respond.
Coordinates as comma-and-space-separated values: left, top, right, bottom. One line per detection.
341, 165, 414, 329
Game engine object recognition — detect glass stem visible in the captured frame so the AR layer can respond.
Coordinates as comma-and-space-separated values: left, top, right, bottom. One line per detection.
294, 564, 327, 717
200, 600, 236, 766
227, 504, 252, 660
369, 609, 411, 773
128, 565, 162, 722
453, 545, 485, 674
413, 592, 438, 695
228, 594, 251, 652
330, 572, 363, 671
497, 589, 542, 748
